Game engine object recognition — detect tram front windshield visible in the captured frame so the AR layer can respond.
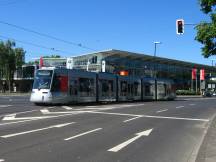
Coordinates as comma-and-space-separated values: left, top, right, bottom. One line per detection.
33, 70, 53, 90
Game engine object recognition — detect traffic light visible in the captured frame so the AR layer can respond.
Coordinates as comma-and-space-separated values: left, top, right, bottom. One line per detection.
176, 19, 184, 34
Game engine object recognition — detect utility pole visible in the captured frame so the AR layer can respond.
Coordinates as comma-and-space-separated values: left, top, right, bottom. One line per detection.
153, 41, 161, 101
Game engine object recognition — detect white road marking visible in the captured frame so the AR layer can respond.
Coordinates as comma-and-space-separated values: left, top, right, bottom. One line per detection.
85, 106, 100, 108
0, 110, 92, 126
0, 105, 210, 127
88, 111, 141, 117
2, 114, 54, 121
40, 108, 87, 115
156, 109, 168, 113
0, 105, 12, 108
189, 104, 196, 106
1, 122, 75, 138
141, 114, 209, 122
0, 159, 5, 162
176, 106, 184, 109
87, 111, 209, 122
123, 116, 142, 123
62, 106, 73, 110
0, 119, 42, 126
108, 129, 153, 152
48, 107, 55, 109
64, 128, 102, 141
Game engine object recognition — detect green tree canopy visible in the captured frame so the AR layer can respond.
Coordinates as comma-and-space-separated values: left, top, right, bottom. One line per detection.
43, 54, 61, 58
195, 0, 216, 58
0, 40, 25, 91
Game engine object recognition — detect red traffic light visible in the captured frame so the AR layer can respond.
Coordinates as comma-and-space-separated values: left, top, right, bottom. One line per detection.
176, 19, 184, 34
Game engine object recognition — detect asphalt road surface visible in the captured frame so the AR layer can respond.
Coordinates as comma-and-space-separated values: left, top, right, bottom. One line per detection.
0, 95, 215, 162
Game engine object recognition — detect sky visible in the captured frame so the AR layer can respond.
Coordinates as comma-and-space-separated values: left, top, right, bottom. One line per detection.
0, 0, 213, 65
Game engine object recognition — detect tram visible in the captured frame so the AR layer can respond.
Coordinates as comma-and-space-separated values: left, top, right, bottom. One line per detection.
30, 67, 176, 104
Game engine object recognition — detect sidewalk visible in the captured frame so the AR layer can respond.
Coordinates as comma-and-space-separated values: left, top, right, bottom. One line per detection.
196, 114, 216, 162
177, 95, 202, 98
0, 92, 30, 96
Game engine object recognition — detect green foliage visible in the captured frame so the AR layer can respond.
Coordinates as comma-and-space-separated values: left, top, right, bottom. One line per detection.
199, 0, 216, 14
0, 40, 25, 92
26, 61, 38, 65
195, 0, 216, 58
43, 54, 61, 58
176, 90, 201, 95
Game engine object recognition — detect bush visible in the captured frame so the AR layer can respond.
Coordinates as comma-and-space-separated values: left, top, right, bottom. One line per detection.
176, 90, 200, 95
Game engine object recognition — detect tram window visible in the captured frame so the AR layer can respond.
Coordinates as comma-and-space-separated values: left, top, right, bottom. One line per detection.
164, 84, 167, 95
33, 70, 53, 90
100, 79, 114, 97
51, 74, 68, 92
134, 82, 139, 96
157, 84, 165, 96
120, 81, 127, 96
69, 80, 78, 95
145, 84, 152, 96
79, 78, 95, 97
51, 74, 60, 92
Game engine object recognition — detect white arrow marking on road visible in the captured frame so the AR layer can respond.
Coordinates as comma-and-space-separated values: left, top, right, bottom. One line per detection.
62, 106, 73, 110
108, 128, 153, 152
1, 122, 75, 138
64, 128, 102, 141
2, 114, 55, 121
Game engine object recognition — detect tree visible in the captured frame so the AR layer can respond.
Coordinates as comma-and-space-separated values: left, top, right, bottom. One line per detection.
0, 40, 25, 92
43, 54, 61, 58
195, 0, 216, 58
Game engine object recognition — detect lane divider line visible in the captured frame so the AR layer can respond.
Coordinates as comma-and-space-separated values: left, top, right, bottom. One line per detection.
176, 106, 184, 109
123, 116, 142, 123
189, 104, 196, 106
62, 106, 73, 110
0, 105, 12, 108
87, 111, 209, 122
64, 128, 102, 141
156, 109, 168, 113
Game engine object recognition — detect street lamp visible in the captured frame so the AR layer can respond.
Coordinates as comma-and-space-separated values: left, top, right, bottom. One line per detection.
153, 41, 162, 101
154, 41, 162, 57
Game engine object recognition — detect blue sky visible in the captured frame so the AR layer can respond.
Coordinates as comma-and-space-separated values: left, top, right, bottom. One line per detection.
0, 0, 213, 65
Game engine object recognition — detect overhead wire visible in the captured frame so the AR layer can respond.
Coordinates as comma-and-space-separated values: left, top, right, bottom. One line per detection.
0, 35, 73, 55
0, 20, 98, 52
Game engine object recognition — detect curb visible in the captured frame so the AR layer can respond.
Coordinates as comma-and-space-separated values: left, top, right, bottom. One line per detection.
195, 114, 216, 162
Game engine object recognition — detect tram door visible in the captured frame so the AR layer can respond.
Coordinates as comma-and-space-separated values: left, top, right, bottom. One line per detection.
69, 79, 78, 101
127, 82, 134, 100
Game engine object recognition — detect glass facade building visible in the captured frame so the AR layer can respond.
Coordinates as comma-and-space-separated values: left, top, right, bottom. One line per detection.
70, 49, 216, 90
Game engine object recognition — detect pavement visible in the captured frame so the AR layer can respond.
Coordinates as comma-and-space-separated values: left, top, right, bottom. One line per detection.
0, 92, 30, 96
196, 114, 216, 162
0, 95, 215, 162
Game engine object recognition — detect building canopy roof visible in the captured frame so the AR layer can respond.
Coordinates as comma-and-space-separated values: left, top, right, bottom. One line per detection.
78, 49, 215, 71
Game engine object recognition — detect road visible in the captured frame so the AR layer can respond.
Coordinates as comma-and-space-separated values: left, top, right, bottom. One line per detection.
0, 95, 215, 162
